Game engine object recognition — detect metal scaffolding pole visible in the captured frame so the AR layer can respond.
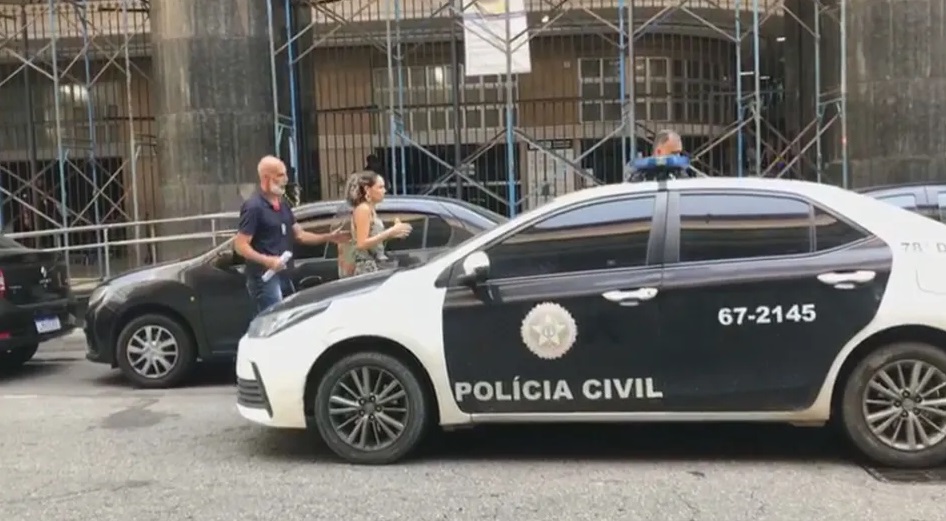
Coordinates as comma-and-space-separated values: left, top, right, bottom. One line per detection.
76, 0, 103, 269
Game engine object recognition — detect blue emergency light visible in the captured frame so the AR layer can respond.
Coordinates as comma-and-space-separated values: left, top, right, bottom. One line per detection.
631, 154, 690, 172
626, 154, 694, 182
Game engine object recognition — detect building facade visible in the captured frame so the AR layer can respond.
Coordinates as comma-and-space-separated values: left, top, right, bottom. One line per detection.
0, 0, 941, 267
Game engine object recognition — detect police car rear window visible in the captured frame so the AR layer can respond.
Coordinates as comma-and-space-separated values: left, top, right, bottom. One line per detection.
678, 193, 811, 262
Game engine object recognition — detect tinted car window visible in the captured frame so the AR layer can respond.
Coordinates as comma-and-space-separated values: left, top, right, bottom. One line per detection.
293, 217, 334, 260
486, 197, 655, 279
379, 213, 426, 252
814, 207, 868, 251
424, 216, 454, 248
678, 193, 811, 263
448, 199, 508, 224
877, 193, 918, 211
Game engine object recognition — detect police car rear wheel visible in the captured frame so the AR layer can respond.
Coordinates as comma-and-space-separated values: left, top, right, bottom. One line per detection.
841, 342, 946, 468
313, 351, 429, 465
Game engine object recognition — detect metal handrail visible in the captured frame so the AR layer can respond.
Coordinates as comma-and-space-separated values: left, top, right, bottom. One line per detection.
4, 212, 239, 240
18, 230, 237, 253
2, 212, 243, 281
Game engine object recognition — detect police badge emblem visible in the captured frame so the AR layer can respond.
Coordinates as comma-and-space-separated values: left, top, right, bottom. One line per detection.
520, 302, 578, 360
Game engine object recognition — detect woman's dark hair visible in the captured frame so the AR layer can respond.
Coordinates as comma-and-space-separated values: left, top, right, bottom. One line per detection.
346, 171, 381, 207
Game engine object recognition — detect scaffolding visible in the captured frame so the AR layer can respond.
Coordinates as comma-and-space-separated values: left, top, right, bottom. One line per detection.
0, 0, 849, 278
269, 0, 848, 216
0, 0, 152, 279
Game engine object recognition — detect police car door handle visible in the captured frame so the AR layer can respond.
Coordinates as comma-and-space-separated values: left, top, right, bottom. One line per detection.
817, 270, 876, 288
602, 288, 658, 303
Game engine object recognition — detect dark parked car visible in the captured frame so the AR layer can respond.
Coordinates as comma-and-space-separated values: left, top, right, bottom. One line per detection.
857, 182, 945, 221
84, 195, 506, 388
0, 234, 77, 371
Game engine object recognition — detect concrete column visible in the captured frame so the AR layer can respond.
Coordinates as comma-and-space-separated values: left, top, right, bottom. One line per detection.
150, 0, 276, 257
845, 0, 946, 187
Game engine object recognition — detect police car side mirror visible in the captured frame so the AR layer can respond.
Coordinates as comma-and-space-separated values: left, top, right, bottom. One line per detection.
457, 251, 490, 286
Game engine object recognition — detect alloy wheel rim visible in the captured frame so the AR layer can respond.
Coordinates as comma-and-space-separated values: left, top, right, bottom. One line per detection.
126, 325, 179, 379
862, 359, 946, 452
327, 366, 410, 451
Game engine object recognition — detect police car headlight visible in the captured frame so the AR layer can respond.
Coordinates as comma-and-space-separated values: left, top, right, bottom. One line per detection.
246, 301, 332, 339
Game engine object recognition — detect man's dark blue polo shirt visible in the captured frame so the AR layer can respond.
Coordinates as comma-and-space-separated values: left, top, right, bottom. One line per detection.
238, 191, 296, 276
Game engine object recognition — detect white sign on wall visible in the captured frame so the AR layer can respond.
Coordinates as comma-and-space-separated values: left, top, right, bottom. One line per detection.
462, 0, 532, 77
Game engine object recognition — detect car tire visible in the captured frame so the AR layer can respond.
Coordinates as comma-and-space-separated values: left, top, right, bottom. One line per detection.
115, 313, 197, 389
0, 343, 39, 372
840, 341, 946, 468
313, 351, 429, 465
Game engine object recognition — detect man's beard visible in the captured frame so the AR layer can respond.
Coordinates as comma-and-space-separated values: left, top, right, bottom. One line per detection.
271, 182, 287, 196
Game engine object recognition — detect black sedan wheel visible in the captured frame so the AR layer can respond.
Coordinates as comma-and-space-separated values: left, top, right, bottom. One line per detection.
116, 313, 197, 389
313, 351, 429, 465
841, 342, 946, 468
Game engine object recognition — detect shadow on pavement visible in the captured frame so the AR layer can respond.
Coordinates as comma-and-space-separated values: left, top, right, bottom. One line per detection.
0, 360, 71, 383
89, 362, 237, 390
246, 422, 854, 467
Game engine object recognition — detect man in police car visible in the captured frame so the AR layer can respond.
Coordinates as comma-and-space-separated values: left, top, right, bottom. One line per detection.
234, 156, 349, 316
652, 129, 683, 157
626, 129, 684, 182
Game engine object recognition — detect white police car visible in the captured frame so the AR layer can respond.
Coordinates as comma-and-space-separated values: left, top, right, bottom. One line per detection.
236, 175, 946, 468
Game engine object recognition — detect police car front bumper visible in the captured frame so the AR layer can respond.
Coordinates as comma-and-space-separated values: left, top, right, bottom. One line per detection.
235, 334, 313, 429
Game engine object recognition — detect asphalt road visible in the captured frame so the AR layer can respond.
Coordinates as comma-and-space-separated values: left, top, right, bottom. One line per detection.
1, 337, 943, 521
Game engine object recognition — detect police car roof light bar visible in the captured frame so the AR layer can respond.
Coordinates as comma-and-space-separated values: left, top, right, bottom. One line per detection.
629, 154, 694, 181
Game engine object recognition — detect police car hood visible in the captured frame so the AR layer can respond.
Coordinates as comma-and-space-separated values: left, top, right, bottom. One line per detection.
265, 269, 395, 314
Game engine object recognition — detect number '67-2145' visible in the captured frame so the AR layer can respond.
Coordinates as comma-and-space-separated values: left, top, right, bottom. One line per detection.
718, 304, 817, 326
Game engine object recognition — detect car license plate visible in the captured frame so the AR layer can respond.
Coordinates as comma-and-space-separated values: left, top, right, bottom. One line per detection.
35, 316, 61, 334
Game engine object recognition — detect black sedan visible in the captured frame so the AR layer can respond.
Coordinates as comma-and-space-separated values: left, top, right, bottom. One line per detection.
0, 235, 78, 371
84, 195, 506, 388
857, 182, 945, 221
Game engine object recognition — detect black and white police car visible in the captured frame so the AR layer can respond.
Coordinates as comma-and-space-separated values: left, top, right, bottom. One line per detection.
236, 171, 946, 468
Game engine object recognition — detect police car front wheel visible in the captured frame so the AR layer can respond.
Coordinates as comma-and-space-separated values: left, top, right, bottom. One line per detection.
313, 351, 430, 465
841, 341, 946, 469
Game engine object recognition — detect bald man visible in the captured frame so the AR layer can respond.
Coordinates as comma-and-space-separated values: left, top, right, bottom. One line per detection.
653, 129, 683, 156
234, 156, 348, 315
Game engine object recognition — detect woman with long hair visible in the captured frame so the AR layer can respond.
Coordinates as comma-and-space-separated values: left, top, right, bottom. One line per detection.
339, 171, 412, 277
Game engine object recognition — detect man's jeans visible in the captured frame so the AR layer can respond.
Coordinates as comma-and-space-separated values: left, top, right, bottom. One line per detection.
246, 272, 294, 317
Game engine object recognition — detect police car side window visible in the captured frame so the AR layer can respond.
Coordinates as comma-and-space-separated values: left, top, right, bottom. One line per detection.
485, 197, 655, 279
678, 193, 811, 263
813, 206, 868, 251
